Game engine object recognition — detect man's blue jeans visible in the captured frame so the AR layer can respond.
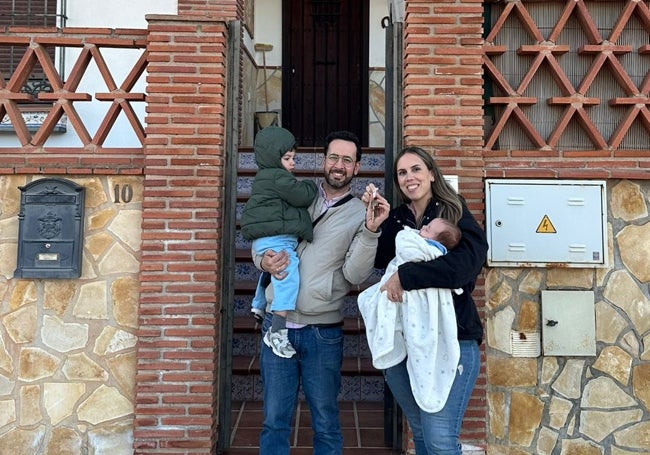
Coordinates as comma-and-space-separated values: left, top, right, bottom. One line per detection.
259, 316, 344, 455
384, 340, 480, 455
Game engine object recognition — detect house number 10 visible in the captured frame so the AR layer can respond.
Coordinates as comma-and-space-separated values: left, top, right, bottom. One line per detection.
113, 184, 133, 203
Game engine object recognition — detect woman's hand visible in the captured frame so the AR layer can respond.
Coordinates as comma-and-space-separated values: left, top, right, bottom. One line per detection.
380, 272, 404, 303
261, 249, 289, 280
362, 183, 390, 232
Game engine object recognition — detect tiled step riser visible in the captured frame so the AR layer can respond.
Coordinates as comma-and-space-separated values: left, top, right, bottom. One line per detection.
236, 177, 385, 201
233, 291, 380, 320
233, 374, 386, 402
232, 332, 259, 357
238, 150, 386, 174
231, 331, 372, 358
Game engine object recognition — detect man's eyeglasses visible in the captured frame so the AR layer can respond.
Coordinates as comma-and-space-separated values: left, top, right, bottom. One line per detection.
325, 154, 356, 167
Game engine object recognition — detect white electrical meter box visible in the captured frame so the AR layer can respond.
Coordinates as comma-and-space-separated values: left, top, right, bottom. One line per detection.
485, 179, 607, 267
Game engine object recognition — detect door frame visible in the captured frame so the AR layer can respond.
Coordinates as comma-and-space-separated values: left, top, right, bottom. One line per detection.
217, 19, 242, 452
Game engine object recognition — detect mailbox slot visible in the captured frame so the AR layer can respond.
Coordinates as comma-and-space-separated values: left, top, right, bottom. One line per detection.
14, 178, 85, 279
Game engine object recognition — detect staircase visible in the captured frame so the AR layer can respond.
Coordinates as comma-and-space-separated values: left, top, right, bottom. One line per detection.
226, 146, 487, 455
231, 146, 388, 403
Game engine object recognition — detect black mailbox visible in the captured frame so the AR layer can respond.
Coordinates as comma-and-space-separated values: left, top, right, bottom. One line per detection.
14, 178, 85, 279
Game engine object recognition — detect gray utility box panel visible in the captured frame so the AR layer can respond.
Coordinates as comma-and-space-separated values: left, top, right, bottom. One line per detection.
541, 290, 596, 356
485, 179, 607, 267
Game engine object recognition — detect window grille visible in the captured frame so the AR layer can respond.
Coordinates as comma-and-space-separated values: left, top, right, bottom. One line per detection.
0, 0, 67, 97
312, 0, 340, 24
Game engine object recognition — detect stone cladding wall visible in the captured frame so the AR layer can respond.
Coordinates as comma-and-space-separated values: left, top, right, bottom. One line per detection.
485, 179, 650, 454
0, 175, 142, 453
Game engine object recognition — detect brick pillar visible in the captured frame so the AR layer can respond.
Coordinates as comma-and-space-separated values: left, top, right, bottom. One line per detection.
178, 0, 240, 18
403, 0, 487, 445
133, 15, 228, 454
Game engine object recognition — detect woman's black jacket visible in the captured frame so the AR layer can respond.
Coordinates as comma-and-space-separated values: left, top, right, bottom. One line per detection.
374, 199, 489, 344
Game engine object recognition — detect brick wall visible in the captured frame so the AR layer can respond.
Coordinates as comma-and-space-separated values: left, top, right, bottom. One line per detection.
133, 15, 229, 454
403, 0, 487, 443
178, 0, 241, 21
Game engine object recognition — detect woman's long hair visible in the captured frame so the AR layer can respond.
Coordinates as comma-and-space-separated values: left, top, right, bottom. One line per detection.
393, 146, 463, 224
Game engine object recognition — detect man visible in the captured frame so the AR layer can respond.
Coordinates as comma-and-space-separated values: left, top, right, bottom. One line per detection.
254, 130, 390, 454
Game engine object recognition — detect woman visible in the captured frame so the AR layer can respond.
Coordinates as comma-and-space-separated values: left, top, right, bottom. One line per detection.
365, 146, 488, 455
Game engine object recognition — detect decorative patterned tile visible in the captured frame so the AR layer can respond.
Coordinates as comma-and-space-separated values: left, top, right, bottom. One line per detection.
235, 263, 262, 283
360, 376, 385, 401
350, 178, 384, 196
232, 374, 255, 401
341, 296, 359, 318
233, 295, 252, 315
340, 376, 362, 401
237, 374, 385, 402
359, 336, 371, 358
253, 375, 264, 401
235, 202, 246, 224
238, 151, 256, 169
343, 335, 360, 357
232, 333, 260, 356
235, 230, 251, 250
238, 176, 254, 196
363, 153, 386, 172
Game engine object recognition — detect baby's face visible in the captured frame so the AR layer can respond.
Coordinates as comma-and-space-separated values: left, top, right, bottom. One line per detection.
420, 218, 447, 240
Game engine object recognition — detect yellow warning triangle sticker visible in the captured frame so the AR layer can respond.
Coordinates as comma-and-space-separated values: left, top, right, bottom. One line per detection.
536, 215, 557, 234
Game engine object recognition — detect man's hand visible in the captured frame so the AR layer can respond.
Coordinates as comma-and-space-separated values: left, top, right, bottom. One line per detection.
261, 249, 289, 280
380, 272, 404, 303
362, 183, 389, 232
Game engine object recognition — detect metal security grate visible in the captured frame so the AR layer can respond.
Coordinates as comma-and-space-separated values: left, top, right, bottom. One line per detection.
311, 0, 341, 24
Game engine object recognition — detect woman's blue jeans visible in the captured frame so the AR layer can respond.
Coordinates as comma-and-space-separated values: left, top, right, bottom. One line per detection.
384, 340, 480, 455
259, 316, 344, 455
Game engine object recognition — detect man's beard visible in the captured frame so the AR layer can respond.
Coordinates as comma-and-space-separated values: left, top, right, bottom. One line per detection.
324, 169, 353, 189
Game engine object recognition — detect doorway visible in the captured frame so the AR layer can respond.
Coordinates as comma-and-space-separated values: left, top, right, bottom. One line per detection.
282, 0, 369, 147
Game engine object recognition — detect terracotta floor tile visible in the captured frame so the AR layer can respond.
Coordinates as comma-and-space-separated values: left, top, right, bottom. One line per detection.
223, 400, 396, 454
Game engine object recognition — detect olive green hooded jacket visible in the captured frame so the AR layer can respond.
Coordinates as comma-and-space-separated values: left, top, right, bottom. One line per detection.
240, 126, 317, 242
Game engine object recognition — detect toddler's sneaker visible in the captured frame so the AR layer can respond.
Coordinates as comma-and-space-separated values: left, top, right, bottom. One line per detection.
250, 308, 265, 323
263, 328, 296, 358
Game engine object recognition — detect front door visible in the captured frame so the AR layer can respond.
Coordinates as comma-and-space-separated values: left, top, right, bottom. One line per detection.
282, 0, 369, 147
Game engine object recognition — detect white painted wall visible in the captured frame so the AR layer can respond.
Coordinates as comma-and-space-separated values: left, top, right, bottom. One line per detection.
65, 0, 177, 28
369, 0, 389, 67
252, 0, 282, 66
